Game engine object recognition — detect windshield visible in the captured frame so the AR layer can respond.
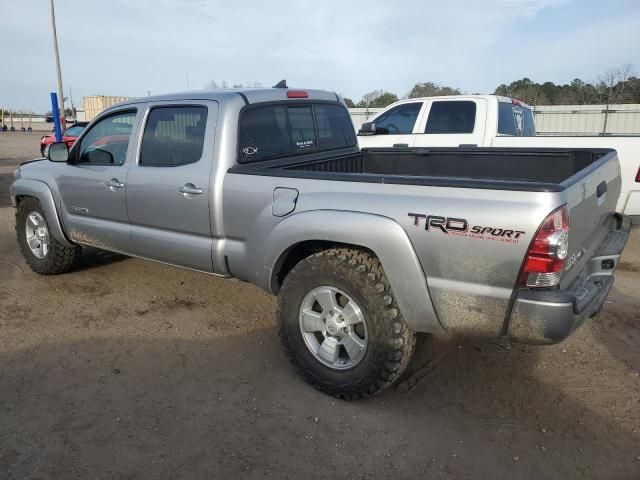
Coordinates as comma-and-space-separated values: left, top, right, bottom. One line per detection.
497, 102, 536, 136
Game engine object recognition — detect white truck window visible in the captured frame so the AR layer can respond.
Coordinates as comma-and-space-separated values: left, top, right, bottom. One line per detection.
425, 101, 476, 134
373, 103, 422, 134
497, 102, 536, 136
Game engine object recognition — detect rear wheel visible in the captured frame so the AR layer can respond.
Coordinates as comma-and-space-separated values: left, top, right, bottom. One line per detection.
278, 248, 416, 399
15, 197, 81, 275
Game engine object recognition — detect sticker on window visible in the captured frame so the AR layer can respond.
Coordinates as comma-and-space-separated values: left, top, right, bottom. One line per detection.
242, 146, 258, 156
512, 106, 524, 136
295, 140, 314, 149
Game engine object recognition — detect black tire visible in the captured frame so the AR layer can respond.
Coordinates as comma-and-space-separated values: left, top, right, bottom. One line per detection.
16, 197, 81, 275
278, 248, 416, 399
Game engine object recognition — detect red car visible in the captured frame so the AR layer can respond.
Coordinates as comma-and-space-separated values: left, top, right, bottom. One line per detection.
40, 122, 88, 156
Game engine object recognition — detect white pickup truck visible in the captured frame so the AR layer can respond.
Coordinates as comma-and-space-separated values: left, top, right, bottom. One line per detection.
357, 95, 640, 217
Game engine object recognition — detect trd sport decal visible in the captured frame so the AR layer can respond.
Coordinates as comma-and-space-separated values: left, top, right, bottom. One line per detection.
408, 213, 526, 244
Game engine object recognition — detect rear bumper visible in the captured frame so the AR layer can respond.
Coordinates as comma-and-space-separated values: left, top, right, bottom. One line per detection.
507, 213, 632, 344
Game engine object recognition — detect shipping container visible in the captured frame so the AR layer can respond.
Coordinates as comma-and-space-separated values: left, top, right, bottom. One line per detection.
83, 95, 133, 121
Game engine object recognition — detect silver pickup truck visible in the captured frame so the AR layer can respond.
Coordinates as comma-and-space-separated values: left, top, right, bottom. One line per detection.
10, 85, 631, 399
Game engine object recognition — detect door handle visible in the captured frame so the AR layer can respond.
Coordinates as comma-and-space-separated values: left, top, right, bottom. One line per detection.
179, 184, 203, 196
106, 178, 125, 190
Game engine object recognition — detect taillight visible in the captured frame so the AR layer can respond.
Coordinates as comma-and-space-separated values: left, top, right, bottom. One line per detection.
518, 205, 570, 288
287, 90, 309, 98
635, 166, 640, 183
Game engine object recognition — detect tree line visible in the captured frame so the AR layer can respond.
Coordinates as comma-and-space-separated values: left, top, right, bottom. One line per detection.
345, 64, 640, 108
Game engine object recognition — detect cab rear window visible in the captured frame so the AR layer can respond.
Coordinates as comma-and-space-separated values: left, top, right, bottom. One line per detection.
238, 103, 356, 163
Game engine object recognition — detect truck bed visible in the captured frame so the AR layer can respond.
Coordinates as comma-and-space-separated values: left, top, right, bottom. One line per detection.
225, 143, 622, 342
231, 147, 614, 193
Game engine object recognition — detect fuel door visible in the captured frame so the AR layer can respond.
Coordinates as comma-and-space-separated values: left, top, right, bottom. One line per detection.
272, 187, 299, 217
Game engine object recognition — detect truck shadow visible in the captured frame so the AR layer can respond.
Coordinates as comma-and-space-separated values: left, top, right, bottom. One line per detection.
587, 226, 640, 373
392, 332, 639, 478
74, 246, 129, 272
589, 287, 640, 373
0, 171, 15, 208
0, 329, 637, 479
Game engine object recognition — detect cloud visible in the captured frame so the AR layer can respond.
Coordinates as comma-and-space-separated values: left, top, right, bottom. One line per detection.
496, 0, 573, 16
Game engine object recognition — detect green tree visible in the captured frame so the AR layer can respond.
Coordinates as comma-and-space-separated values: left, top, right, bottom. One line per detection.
407, 82, 460, 98
205, 79, 262, 89
493, 64, 637, 105
357, 90, 399, 108
343, 97, 356, 108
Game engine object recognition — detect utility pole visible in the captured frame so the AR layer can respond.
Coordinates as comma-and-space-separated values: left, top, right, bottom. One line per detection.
69, 85, 76, 122
49, 0, 65, 126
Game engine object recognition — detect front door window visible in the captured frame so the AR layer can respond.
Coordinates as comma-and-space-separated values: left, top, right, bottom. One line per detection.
76, 111, 137, 165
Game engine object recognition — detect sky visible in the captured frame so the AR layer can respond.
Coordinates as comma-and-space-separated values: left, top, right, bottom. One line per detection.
1, 0, 639, 113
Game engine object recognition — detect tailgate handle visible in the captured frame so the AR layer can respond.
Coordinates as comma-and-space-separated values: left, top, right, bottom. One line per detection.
596, 181, 607, 198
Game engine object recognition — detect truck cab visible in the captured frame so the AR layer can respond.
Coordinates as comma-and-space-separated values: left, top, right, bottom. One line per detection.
358, 95, 536, 149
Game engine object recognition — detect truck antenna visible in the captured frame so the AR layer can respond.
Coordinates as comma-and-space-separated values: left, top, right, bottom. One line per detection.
273, 80, 288, 89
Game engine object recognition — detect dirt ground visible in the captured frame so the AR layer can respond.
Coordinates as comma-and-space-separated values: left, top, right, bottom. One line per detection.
1, 132, 639, 479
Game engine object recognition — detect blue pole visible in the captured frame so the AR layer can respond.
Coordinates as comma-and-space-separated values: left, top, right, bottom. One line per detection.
50, 92, 62, 142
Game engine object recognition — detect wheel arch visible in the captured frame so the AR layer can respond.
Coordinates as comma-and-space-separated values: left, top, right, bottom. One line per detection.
262, 210, 444, 334
273, 240, 375, 291
10, 179, 75, 247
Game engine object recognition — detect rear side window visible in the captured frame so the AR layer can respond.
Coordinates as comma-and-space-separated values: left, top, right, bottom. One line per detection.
140, 106, 207, 166
373, 103, 421, 134
498, 102, 536, 136
239, 103, 355, 163
425, 101, 476, 134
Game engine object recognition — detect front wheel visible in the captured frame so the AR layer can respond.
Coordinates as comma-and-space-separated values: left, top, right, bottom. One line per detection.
278, 248, 416, 399
15, 197, 81, 275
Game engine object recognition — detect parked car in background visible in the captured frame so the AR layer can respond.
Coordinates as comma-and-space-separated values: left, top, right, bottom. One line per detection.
11, 86, 630, 398
40, 122, 88, 156
357, 95, 640, 219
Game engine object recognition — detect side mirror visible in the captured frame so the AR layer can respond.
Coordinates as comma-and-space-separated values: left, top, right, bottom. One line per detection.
358, 122, 377, 136
358, 122, 390, 135
47, 142, 69, 162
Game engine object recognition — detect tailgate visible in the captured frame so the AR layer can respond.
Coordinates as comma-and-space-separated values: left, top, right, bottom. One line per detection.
560, 151, 622, 288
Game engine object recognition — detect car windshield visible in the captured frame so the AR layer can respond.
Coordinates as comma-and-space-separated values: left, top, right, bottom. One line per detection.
64, 125, 86, 137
